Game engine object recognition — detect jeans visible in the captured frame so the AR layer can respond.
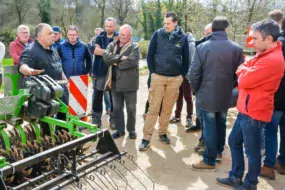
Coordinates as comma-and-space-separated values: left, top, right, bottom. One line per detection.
264, 110, 283, 168
196, 104, 204, 142
229, 112, 266, 187
201, 109, 227, 166
278, 112, 285, 166
104, 91, 111, 111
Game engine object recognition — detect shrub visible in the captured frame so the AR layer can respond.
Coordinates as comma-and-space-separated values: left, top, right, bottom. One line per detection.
138, 40, 150, 59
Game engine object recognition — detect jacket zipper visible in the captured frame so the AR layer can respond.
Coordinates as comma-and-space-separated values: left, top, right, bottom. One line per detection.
245, 94, 250, 112
72, 46, 75, 74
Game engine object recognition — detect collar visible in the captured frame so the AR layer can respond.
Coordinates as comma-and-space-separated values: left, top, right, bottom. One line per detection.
256, 41, 282, 58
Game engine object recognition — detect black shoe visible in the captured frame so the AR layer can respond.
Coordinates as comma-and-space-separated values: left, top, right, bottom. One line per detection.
159, 134, 170, 144
112, 131, 125, 139
185, 125, 202, 133
139, 139, 150, 151
216, 177, 242, 188
129, 131, 137, 139
235, 184, 257, 190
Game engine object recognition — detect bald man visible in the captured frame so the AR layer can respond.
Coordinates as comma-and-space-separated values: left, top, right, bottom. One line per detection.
18, 23, 68, 135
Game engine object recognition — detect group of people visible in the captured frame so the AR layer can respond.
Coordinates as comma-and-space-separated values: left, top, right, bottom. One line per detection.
1, 8, 284, 190
140, 10, 285, 190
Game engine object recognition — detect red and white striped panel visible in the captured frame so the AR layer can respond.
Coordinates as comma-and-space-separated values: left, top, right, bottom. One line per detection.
68, 75, 88, 116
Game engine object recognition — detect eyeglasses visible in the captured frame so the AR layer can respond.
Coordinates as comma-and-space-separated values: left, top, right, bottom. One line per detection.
20, 32, 29, 35
67, 34, 78, 37
120, 34, 129, 38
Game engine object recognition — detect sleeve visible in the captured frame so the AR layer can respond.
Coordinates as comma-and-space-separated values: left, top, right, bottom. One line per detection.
9, 42, 20, 65
233, 47, 244, 87
0, 42, 5, 74
17, 48, 35, 71
189, 48, 203, 93
181, 37, 190, 76
117, 44, 140, 70
103, 43, 121, 66
84, 45, 92, 74
186, 38, 196, 76
147, 31, 158, 74
236, 58, 280, 89
0, 42, 5, 63
57, 44, 62, 58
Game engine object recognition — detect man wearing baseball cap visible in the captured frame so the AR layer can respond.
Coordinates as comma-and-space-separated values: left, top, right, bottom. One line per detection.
52, 26, 64, 49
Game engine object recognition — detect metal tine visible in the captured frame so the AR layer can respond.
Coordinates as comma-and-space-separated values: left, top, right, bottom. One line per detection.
92, 170, 110, 190
109, 163, 133, 190
98, 168, 117, 190
125, 155, 155, 190
86, 174, 104, 190
102, 166, 119, 190
83, 176, 96, 190
117, 159, 147, 190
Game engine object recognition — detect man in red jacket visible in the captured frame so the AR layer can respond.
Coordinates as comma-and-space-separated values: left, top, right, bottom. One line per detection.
216, 19, 285, 190
9, 25, 33, 65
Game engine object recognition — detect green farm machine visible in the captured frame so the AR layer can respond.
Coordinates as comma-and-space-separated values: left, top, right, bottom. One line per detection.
0, 66, 153, 190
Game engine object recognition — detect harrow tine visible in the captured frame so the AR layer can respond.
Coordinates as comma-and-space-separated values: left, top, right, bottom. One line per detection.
108, 163, 133, 190
102, 166, 118, 190
98, 168, 117, 190
92, 171, 110, 190
83, 176, 96, 190
86, 174, 104, 190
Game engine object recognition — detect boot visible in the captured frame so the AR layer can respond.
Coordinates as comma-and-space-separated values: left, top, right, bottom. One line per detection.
260, 165, 276, 180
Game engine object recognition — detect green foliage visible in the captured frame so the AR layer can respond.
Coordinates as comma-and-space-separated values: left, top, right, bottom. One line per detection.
138, 40, 150, 59
38, 0, 52, 24
2, 58, 14, 66
0, 31, 16, 58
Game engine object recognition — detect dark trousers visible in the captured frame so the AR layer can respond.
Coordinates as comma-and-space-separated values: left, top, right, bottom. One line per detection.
264, 110, 283, 168
201, 109, 227, 166
112, 82, 137, 133
228, 112, 266, 187
92, 87, 113, 126
174, 77, 193, 119
196, 104, 204, 142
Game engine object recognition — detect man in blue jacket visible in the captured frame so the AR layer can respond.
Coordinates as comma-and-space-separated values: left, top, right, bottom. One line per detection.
58, 25, 92, 104
91, 17, 118, 128
139, 12, 189, 151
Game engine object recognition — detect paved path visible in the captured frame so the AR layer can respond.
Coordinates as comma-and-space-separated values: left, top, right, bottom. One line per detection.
86, 75, 285, 190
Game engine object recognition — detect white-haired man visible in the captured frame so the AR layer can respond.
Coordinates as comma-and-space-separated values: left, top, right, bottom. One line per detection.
10, 25, 33, 65
96, 24, 140, 139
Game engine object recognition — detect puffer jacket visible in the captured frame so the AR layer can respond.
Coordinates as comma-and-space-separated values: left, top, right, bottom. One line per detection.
58, 38, 92, 79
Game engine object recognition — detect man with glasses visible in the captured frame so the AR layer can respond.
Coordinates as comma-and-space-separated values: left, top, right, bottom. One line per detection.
96, 24, 140, 139
10, 25, 33, 65
57, 25, 92, 105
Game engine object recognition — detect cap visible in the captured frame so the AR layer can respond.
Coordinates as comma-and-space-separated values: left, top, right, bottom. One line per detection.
52, 26, 61, 33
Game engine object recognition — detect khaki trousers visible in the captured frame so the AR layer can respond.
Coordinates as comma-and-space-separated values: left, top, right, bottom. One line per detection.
143, 73, 183, 140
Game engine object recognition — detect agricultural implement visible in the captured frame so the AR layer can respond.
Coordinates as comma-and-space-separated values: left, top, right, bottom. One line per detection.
0, 66, 154, 190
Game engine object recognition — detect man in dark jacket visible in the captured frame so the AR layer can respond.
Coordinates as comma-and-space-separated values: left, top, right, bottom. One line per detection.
97, 24, 140, 139
58, 25, 92, 105
91, 17, 118, 128
139, 12, 189, 151
190, 16, 244, 171
260, 17, 285, 179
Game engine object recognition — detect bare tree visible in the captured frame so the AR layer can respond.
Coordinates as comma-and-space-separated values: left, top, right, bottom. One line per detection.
111, 0, 133, 26
93, 0, 106, 28
13, 0, 32, 25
